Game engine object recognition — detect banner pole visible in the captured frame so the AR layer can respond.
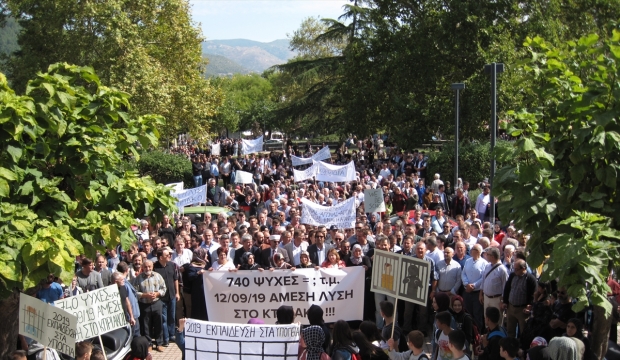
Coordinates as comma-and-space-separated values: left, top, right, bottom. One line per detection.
43, 346, 47, 360
99, 335, 109, 360
390, 296, 399, 340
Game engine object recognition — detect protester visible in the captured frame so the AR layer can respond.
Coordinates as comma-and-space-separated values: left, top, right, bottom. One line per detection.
387, 330, 428, 360
277, 305, 295, 324
331, 320, 361, 360
308, 304, 332, 352
352, 330, 389, 360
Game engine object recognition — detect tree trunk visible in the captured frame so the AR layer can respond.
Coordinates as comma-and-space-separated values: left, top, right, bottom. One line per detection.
0, 290, 21, 360
591, 303, 612, 359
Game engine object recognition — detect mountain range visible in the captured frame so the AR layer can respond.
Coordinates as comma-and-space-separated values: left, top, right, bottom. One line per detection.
203, 39, 296, 76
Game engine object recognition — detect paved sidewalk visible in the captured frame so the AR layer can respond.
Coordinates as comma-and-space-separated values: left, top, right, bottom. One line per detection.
150, 343, 182, 360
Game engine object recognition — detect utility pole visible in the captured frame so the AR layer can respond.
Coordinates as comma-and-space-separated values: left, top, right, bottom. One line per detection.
484, 63, 504, 223
451, 83, 465, 189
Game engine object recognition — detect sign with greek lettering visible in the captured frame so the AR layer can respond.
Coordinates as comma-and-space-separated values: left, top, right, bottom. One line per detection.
203, 267, 364, 325
293, 162, 318, 182
184, 319, 300, 360
19, 293, 77, 357
242, 136, 263, 154
55, 284, 127, 341
291, 146, 331, 166
211, 143, 221, 156
364, 188, 386, 213
172, 185, 207, 209
300, 196, 356, 229
234, 170, 253, 184
315, 161, 356, 182
370, 251, 431, 306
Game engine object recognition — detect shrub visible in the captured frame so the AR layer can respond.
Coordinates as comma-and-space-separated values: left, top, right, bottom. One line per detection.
137, 150, 193, 187
426, 140, 514, 190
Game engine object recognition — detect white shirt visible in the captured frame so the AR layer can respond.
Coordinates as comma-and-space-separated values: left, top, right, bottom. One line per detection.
172, 248, 193, 267
426, 248, 444, 265
481, 261, 509, 296
476, 192, 491, 215
317, 245, 326, 264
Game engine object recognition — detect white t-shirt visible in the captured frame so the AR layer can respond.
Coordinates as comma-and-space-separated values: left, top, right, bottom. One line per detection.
437, 331, 453, 360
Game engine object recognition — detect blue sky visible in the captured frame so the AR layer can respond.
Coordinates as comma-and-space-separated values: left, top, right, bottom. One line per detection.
189, 0, 350, 42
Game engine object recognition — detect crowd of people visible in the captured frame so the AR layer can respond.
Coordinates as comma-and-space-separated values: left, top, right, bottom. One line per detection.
17, 135, 617, 360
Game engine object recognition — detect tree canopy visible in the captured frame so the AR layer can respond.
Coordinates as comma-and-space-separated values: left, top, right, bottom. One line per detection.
0, 63, 176, 299
1, 0, 222, 143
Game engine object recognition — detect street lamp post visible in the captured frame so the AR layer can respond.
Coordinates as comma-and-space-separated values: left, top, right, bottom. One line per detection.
451, 83, 465, 189
484, 62, 505, 223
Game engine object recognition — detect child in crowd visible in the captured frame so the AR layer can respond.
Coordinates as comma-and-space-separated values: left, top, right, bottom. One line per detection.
499, 338, 521, 360
433, 311, 455, 360
447, 330, 470, 360
380, 300, 402, 350
387, 330, 429, 360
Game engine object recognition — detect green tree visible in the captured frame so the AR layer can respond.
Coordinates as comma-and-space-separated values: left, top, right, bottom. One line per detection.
494, 32, 620, 358
0, 63, 177, 356
288, 16, 346, 60
2, 0, 222, 143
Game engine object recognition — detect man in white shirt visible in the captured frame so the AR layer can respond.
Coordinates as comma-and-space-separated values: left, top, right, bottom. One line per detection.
171, 237, 193, 268
461, 244, 489, 330
436, 247, 462, 297
284, 230, 309, 267
479, 247, 509, 313
475, 185, 491, 222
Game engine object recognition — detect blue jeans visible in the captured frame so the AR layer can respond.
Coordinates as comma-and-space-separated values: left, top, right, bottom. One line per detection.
162, 298, 176, 343
193, 175, 202, 188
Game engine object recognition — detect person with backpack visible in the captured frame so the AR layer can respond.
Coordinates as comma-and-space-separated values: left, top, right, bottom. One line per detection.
432, 311, 456, 360
450, 295, 475, 353
352, 331, 389, 360
386, 330, 429, 360
299, 325, 331, 360
331, 320, 361, 360
479, 307, 507, 360
430, 293, 459, 355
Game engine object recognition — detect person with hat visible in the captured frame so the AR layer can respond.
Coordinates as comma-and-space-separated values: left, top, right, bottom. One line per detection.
260, 234, 290, 268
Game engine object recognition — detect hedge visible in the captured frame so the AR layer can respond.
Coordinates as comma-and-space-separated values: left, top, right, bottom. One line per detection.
137, 150, 193, 187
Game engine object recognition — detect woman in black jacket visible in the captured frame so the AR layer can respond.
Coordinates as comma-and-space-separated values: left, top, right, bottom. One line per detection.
331, 320, 360, 360
346, 244, 373, 320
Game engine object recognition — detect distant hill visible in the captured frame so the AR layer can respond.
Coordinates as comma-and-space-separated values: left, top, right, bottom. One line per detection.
202, 39, 296, 73
204, 53, 250, 76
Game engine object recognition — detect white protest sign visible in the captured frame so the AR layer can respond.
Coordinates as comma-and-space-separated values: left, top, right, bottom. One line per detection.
364, 188, 386, 213
314, 161, 356, 182
293, 162, 318, 182
300, 196, 356, 229
184, 319, 300, 360
55, 284, 126, 341
203, 267, 364, 325
166, 182, 184, 193
370, 251, 431, 306
291, 155, 314, 166
234, 170, 253, 184
291, 146, 331, 166
242, 136, 263, 154
172, 185, 207, 209
19, 293, 77, 357
211, 143, 221, 156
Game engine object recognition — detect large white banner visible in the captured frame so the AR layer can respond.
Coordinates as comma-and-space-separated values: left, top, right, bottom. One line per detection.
55, 284, 127, 341
315, 161, 356, 182
300, 196, 356, 229
242, 136, 264, 154
293, 162, 318, 182
364, 188, 386, 213
203, 267, 364, 325
19, 294, 77, 357
172, 185, 207, 209
291, 146, 331, 166
211, 143, 221, 156
234, 170, 253, 184
184, 319, 300, 360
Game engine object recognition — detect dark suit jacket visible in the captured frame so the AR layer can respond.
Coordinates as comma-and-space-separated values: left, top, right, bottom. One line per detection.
308, 244, 333, 266
234, 246, 260, 267
259, 247, 290, 268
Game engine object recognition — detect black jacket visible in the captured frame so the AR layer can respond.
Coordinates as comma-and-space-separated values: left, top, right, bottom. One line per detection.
503, 271, 537, 306
308, 243, 333, 266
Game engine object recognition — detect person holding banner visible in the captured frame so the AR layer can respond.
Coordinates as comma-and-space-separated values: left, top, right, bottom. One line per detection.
237, 252, 264, 271
209, 247, 236, 271
321, 248, 346, 269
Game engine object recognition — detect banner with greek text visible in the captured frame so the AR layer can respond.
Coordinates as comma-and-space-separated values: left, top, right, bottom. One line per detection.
315, 161, 356, 182
184, 319, 300, 360
364, 188, 386, 213
55, 284, 127, 341
203, 267, 364, 325
293, 162, 318, 182
19, 294, 77, 357
211, 143, 221, 156
234, 170, 253, 184
300, 196, 356, 229
172, 185, 207, 209
291, 146, 331, 166
242, 136, 263, 154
